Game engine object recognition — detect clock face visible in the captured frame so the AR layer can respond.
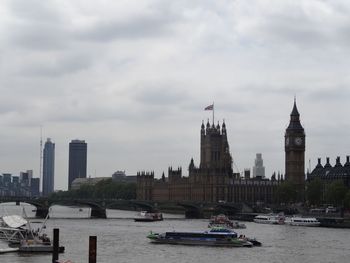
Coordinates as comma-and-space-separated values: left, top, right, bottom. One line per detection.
285, 137, 289, 146
294, 137, 302, 145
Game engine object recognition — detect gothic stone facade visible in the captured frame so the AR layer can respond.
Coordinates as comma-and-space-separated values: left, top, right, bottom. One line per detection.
137, 120, 279, 204
285, 100, 306, 199
308, 156, 350, 197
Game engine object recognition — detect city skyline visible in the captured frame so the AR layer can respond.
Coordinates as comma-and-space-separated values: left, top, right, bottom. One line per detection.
0, 1, 350, 191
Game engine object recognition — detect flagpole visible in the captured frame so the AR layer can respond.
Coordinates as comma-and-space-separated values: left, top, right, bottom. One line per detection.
212, 102, 214, 125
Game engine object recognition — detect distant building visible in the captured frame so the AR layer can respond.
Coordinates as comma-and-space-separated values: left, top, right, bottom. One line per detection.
0, 171, 40, 197
137, 120, 279, 204
68, 140, 87, 190
308, 156, 350, 188
253, 153, 265, 179
71, 177, 109, 191
30, 178, 40, 197
112, 171, 137, 183
43, 138, 55, 196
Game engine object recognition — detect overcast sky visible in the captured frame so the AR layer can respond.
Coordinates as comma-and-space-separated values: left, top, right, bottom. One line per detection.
1, 0, 350, 191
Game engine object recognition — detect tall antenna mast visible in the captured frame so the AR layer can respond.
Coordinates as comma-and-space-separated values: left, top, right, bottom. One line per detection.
39, 126, 43, 195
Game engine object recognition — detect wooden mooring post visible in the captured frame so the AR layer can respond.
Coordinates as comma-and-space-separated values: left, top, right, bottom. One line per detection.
89, 236, 97, 263
52, 228, 59, 263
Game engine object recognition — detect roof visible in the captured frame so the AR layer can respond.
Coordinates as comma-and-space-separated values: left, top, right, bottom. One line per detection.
2, 215, 27, 228
286, 100, 304, 131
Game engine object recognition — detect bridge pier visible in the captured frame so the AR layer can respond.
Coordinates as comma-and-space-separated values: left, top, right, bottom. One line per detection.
35, 207, 49, 219
90, 207, 107, 219
185, 209, 203, 219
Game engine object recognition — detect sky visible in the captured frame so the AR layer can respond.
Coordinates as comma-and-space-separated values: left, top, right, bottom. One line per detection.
0, 0, 350, 191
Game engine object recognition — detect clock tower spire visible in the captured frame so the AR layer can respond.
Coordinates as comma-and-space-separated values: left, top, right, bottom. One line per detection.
285, 98, 305, 199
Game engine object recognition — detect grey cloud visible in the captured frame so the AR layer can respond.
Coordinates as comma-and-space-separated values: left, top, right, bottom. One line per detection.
240, 84, 304, 96
305, 86, 350, 101
9, 24, 70, 50
239, 3, 350, 50
19, 53, 93, 77
133, 85, 189, 106
76, 14, 177, 42
5, 0, 70, 50
8, 0, 63, 23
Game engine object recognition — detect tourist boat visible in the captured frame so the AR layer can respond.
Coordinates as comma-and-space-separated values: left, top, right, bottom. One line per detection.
208, 214, 246, 229
253, 213, 285, 225
285, 216, 320, 227
134, 211, 163, 222
147, 227, 260, 247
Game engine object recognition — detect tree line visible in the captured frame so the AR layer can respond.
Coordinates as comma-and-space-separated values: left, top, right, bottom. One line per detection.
276, 179, 350, 208
49, 179, 136, 200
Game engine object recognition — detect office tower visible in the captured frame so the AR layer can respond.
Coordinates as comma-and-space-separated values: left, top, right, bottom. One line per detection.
68, 140, 87, 190
43, 138, 55, 196
253, 153, 265, 178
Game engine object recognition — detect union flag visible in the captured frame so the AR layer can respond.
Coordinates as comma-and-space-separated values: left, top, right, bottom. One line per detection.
204, 104, 213, 110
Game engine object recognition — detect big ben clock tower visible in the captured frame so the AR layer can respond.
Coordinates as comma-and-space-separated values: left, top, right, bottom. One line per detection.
285, 99, 305, 196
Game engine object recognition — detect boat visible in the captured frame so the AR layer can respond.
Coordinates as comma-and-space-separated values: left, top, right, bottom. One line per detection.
285, 216, 320, 227
253, 213, 285, 225
208, 214, 246, 229
0, 247, 19, 254
317, 217, 350, 228
1, 209, 65, 253
0, 215, 29, 243
18, 236, 65, 253
134, 211, 163, 222
147, 227, 260, 247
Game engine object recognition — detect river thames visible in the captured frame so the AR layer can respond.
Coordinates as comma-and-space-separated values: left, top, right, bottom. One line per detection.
1, 204, 350, 263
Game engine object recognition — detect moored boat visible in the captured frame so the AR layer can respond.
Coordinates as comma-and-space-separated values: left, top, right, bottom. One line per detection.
285, 216, 320, 227
208, 214, 246, 229
147, 227, 260, 247
18, 238, 65, 253
0, 215, 29, 243
253, 213, 285, 225
134, 211, 163, 222
0, 247, 19, 254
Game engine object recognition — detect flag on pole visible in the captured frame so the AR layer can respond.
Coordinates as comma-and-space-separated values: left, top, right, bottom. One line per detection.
204, 104, 213, 110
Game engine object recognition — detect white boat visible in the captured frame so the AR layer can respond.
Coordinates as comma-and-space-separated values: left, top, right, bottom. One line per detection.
285, 216, 320, 227
253, 214, 285, 225
134, 211, 163, 222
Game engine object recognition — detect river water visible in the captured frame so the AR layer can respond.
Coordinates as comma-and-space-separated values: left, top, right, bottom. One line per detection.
1, 204, 350, 263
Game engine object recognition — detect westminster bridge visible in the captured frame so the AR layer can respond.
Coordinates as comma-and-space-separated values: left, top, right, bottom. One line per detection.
0, 196, 257, 219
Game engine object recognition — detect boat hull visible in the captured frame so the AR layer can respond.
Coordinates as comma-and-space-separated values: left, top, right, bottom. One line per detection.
134, 218, 163, 222
149, 238, 252, 247
285, 217, 320, 227
19, 245, 65, 253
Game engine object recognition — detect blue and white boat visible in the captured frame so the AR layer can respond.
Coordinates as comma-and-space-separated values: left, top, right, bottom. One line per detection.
147, 227, 260, 247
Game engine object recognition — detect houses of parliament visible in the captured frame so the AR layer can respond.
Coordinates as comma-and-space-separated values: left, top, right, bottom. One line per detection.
136, 100, 306, 204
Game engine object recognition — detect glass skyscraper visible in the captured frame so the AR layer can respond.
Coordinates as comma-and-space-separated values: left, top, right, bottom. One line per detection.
68, 139, 87, 190
43, 138, 55, 196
